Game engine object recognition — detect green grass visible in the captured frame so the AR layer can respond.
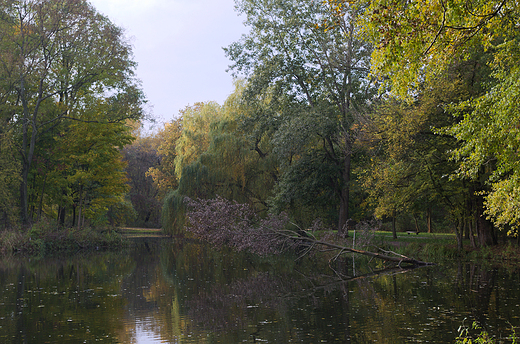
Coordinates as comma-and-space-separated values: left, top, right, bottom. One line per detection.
121, 227, 167, 238
313, 229, 520, 263
373, 230, 455, 241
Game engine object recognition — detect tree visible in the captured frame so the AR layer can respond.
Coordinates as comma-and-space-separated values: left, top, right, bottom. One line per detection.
357, 0, 515, 244
185, 196, 432, 266
445, 57, 520, 237
161, 86, 279, 235
46, 105, 134, 228
174, 102, 221, 182
225, 0, 375, 234
0, 130, 21, 229
360, 50, 495, 248
146, 118, 183, 201
0, 0, 144, 226
123, 130, 162, 228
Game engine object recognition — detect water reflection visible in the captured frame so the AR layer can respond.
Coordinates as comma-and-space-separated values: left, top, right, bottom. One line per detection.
0, 239, 518, 343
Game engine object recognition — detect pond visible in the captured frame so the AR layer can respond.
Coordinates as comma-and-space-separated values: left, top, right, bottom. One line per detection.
0, 238, 518, 343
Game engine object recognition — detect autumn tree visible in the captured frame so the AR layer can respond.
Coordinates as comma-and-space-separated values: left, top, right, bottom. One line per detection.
225, 0, 375, 234
146, 118, 183, 201
357, 0, 515, 244
360, 69, 483, 247
0, 0, 144, 226
161, 102, 223, 235
123, 130, 162, 228
160, 82, 280, 235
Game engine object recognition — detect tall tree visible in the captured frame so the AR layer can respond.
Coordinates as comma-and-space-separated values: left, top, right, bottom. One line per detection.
160, 92, 275, 234
358, 0, 514, 243
0, 130, 21, 229
225, 0, 375, 233
123, 131, 162, 228
0, 0, 144, 226
146, 118, 183, 202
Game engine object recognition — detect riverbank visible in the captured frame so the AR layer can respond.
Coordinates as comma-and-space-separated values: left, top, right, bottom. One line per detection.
358, 231, 520, 265
0, 222, 130, 256
2, 224, 519, 265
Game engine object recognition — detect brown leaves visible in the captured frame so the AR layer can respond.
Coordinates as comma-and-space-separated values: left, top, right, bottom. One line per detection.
185, 196, 295, 256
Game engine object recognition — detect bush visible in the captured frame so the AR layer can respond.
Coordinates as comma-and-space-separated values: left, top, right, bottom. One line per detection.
456, 320, 518, 344
0, 229, 24, 254
0, 221, 128, 256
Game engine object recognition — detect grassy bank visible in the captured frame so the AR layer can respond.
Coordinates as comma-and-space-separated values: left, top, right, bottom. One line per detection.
350, 230, 520, 264
0, 221, 130, 256
121, 227, 167, 238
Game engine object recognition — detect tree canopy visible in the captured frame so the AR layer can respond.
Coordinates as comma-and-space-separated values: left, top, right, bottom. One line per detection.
225, 0, 376, 234
3, 0, 519, 251
0, 0, 145, 227
356, 0, 520, 237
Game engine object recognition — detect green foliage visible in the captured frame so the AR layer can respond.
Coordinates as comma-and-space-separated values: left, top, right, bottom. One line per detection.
358, 0, 520, 233
174, 102, 221, 180
359, 83, 468, 236
122, 130, 162, 228
0, 0, 145, 226
162, 190, 187, 236
225, 0, 376, 232
107, 198, 137, 227
146, 118, 183, 201
0, 130, 20, 229
446, 63, 520, 229
455, 320, 518, 344
161, 84, 280, 235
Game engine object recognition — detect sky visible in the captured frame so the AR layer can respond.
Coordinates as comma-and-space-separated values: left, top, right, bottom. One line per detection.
88, 0, 247, 129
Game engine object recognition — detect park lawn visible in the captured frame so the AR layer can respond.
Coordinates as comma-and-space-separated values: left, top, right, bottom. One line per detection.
373, 231, 456, 244
121, 227, 167, 238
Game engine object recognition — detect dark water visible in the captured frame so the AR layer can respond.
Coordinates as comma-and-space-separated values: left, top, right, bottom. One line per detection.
0, 238, 519, 343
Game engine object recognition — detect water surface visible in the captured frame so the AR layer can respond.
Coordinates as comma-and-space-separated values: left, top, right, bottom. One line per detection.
0, 238, 518, 343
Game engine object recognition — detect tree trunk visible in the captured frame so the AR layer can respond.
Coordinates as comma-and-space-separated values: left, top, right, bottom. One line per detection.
77, 185, 83, 230
392, 211, 397, 239
58, 206, 66, 228
19, 78, 39, 227
20, 164, 30, 226
454, 218, 464, 253
296, 235, 433, 267
427, 207, 432, 233
413, 214, 420, 234
474, 196, 496, 246
464, 216, 470, 239
469, 218, 477, 248
337, 153, 351, 236
37, 176, 47, 221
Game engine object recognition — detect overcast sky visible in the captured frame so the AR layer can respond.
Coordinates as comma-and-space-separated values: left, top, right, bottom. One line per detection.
88, 0, 247, 129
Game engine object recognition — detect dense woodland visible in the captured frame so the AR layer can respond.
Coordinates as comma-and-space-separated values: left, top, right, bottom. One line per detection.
1, 0, 520, 249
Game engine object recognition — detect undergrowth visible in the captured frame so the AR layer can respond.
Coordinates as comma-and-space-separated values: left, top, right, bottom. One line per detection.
456, 320, 518, 344
0, 220, 128, 256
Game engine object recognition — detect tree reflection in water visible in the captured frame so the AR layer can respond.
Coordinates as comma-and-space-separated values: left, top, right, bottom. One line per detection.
0, 239, 518, 343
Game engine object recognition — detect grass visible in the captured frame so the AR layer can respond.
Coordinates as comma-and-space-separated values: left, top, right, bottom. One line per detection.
313, 229, 520, 264
120, 227, 167, 238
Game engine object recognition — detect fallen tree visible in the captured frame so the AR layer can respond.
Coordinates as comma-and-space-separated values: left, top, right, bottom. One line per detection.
184, 196, 433, 268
